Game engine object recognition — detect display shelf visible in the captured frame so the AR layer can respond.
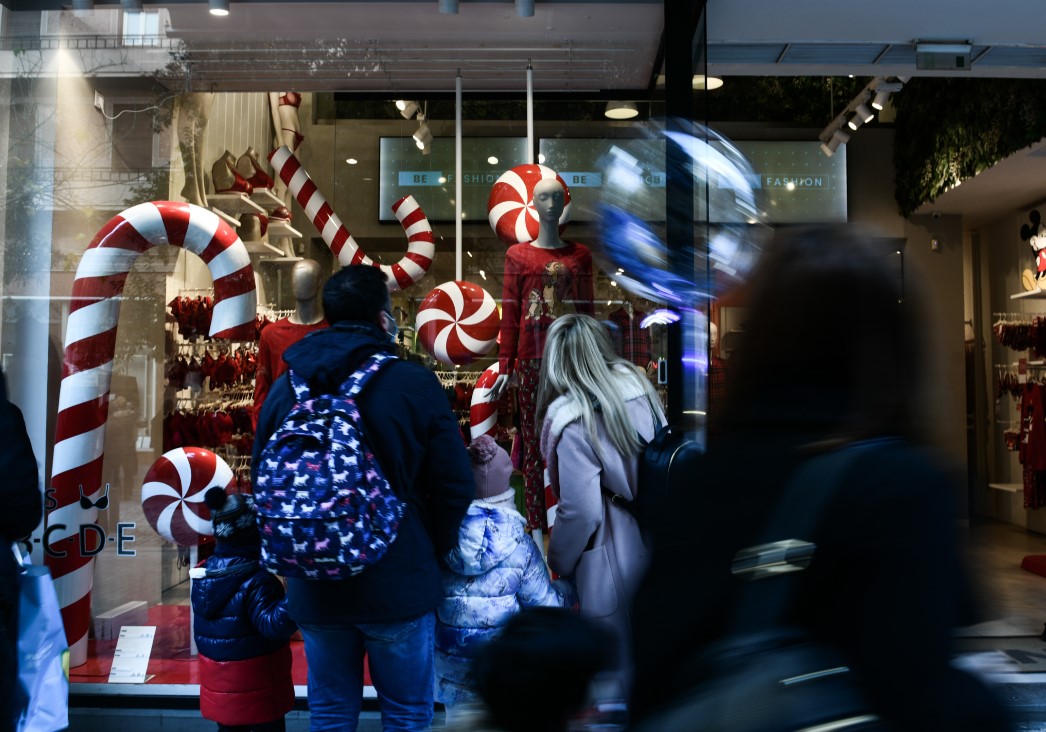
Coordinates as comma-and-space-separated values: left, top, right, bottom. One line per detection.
259, 256, 306, 265
1011, 288, 1046, 300
244, 240, 284, 257
208, 193, 266, 215
988, 482, 1022, 493
268, 220, 302, 239
210, 206, 240, 228
251, 188, 283, 208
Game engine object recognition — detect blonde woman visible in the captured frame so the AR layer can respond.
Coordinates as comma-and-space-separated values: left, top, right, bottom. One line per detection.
537, 313, 664, 695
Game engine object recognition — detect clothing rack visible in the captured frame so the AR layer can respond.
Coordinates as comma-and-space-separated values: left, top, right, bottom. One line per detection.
433, 369, 483, 387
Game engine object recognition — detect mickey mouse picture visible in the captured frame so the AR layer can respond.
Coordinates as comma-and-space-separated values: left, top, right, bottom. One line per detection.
1021, 209, 1046, 291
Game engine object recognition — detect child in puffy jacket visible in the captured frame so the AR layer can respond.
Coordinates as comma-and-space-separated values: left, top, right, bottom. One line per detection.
191, 487, 298, 732
436, 435, 576, 720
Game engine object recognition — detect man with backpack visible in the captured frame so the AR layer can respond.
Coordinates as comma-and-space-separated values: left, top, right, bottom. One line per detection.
252, 265, 474, 732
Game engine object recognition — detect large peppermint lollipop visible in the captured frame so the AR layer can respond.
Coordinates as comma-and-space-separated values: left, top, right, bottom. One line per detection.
487, 164, 571, 245
141, 447, 234, 545
416, 280, 500, 366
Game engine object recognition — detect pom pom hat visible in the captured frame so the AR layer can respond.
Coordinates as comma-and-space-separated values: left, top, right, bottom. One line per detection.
204, 487, 259, 546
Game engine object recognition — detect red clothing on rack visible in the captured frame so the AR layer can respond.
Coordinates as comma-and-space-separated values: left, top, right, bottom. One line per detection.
253, 317, 329, 428
608, 306, 652, 368
497, 241, 595, 375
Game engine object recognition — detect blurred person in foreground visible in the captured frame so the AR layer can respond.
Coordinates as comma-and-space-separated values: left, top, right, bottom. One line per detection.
629, 225, 1010, 731
442, 607, 615, 732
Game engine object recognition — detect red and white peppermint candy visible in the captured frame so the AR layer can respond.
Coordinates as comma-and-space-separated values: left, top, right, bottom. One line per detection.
487, 164, 571, 245
469, 363, 501, 440
141, 448, 234, 546
46, 200, 255, 666
269, 145, 434, 292
416, 281, 500, 366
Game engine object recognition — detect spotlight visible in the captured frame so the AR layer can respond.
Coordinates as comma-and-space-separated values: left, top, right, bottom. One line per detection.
121, 0, 142, 9
819, 128, 850, 157
414, 121, 432, 153
871, 82, 904, 110
605, 101, 639, 120
439, 0, 459, 12
847, 103, 874, 130
395, 100, 420, 119
692, 75, 724, 91
516, 0, 535, 17
208, 0, 229, 15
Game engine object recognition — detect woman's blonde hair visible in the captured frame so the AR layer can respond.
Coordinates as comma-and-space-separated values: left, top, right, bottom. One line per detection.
536, 313, 662, 457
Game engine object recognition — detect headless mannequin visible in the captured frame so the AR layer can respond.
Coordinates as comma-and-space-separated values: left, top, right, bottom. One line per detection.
490, 177, 595, 539
176, 92, 215, 207
236, 146, 274, 190
212, 150, 252, 195
268, 92, 304, 206
707, 321, 727, 434
253, 260, 329, 426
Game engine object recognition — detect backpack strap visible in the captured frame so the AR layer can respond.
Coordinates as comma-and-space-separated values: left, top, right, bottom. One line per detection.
338, 352, 397, 398
730, 438, 897, 634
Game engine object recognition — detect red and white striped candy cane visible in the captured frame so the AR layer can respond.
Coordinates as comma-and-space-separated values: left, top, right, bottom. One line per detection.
469, 363, 501, 440
268, 145, 435, 291
48, 201, 256, 666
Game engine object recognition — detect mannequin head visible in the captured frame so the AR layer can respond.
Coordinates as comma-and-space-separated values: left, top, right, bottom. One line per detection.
709, 321, 718, 350
532, 178, 566, 225
291, 259, 323, 301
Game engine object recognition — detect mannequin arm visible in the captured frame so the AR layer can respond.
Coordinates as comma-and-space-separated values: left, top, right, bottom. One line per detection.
489, 373, 510, 401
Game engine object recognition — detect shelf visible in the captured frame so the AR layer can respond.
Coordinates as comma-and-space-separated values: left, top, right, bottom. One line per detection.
1011, 289, 1046, 300
251, 189, 283, 208
210, 206, 240, 228
208, 193, 266, 215
258, 257, 305, 265
988, 482, 1022, 493
243, 240, 284, 257
268, 220, 302, 239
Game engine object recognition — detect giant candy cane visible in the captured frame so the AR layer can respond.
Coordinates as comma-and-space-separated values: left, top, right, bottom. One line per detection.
48, 201, 257, 666
268, 145, 434, 291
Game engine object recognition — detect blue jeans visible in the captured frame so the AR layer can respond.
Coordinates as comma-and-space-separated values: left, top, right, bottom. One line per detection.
299, 613, 435, 732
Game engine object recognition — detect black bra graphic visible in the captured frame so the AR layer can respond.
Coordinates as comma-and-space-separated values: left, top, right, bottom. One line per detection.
79, 484, 110, 510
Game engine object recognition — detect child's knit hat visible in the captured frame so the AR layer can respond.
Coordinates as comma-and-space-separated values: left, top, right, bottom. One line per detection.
204, 487, 259, 545
467, 435, 514, 502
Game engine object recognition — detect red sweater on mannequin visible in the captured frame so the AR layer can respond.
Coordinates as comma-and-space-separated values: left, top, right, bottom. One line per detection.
253, 317, 328, 428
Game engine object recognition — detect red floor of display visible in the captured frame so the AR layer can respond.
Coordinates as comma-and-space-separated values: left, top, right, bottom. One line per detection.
68, 604, 370, 687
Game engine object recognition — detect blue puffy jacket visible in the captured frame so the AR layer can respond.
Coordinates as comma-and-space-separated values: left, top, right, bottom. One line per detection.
191, 544, 299, 726
435, 499, 575, 706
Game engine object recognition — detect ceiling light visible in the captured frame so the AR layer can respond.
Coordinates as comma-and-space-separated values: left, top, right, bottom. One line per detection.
538, 153, 546, 164
72, 0, 95, 8
345, 158, 357, 165
208, 0, 229, 15
692, 75, 724, 91
871, 82, 904, 110
414, 121, 432, 153
605, 101, 639, 120
819, 128, 850, 157
847, 102, 875, 130
121, 0, 142, 9
487, 156, 499, 165
516, 0, 535, 17
396, 100, 420, 119
439, 0, 459, 12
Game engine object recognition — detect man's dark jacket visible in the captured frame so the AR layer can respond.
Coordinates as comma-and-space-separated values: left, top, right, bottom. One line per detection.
252, 322, 474, 625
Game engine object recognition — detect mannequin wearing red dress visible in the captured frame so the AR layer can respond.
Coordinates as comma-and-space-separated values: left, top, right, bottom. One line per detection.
253, 259, 328, 428
490, 178, 595, 536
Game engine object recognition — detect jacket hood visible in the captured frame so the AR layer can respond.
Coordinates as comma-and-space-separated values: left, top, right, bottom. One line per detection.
444, 503, 528, 577
282, 322, 394, 392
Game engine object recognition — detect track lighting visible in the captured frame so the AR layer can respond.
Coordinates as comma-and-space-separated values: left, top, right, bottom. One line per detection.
847, 103, 874, 130
871, 82, 904, 110
819, 128, 850, 158
413, 103, 432, 154
209, 0, 229, 15
395, 100, 421, 120
516, 0, 535, 17
605, 101, 639, 120
439, 0, 459, 12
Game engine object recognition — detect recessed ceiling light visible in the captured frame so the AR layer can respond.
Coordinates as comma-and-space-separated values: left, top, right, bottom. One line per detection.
208, 0, 230, 16
605, 101, 639, 119
345, 158, 357, 165
487, 156, 499, 165
691, 75, 724, 91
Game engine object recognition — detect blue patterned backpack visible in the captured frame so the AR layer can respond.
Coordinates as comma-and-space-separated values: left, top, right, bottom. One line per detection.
254, 352, 405, 579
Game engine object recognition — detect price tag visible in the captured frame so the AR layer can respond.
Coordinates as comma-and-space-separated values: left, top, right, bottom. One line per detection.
107, 625, 156, 684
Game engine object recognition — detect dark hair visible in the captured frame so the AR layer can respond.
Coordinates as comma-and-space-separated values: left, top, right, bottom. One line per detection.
322, 265, 389, 325
719, 224, 921, 440
472, 607, 613, 732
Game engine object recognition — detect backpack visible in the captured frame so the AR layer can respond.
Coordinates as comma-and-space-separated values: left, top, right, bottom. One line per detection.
253, 352, 405, 579
630, 441, 893, 732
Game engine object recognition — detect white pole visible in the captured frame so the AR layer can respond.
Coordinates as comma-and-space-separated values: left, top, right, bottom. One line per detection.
526, 61, 534, 164
455, 71, 463, 281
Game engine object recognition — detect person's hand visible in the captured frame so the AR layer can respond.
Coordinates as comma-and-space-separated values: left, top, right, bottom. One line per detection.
489, 373, 510, 400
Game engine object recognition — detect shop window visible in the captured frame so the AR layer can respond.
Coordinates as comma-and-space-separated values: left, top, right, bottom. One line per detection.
122, 10, 161, 47
110, 103, 155, 173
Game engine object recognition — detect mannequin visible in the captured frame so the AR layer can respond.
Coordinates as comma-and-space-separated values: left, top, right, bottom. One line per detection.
235, 146, 274, 191
608, 297, 653, 369
268, 92, 304, 206
489, 178, 595, 533
176, 92, 215, 207
707, 321, 727, 433
253, 260, 329, 427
